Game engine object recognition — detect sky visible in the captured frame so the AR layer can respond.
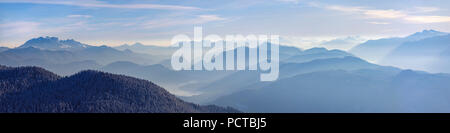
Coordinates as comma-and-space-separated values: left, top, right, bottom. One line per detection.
1, 0, 450, 49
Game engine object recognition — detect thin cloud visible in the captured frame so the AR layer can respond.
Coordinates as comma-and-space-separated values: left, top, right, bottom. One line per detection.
0, 21, 40, 37
196, 15, 226, 22
142, 15, 226, 29
363, 9, 406, 19
0, 21, 41, 47
316, 3, 450, 23
323, 5, 406, 19
0, 0, 201, 10
277, 0, 301, 4
67, 15, 92, 18
325, 5, 364, 12
404, 16, 450, 23
414, 6, 440, 13
367, 21, 390, 25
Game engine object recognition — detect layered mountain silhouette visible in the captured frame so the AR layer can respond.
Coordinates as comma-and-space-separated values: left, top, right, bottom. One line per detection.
0, 37, 162, 75
100, 61, 233, 96
115, 43, 178, 57
381, 34, 450, 73
350, 30, 448, 63
320, 36, 365, 50
18, 36, 91, 51
183, 52, 392, 104
213, 69, 450, 113
2, 33, 450, 113
0, 47, 9, 52
0, 65, 238, 113
284, 47, 353, 63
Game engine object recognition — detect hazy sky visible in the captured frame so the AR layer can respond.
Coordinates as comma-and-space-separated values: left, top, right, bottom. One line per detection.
1, 0, 450, 48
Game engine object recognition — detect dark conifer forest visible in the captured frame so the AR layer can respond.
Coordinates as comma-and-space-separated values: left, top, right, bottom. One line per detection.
0, 65, 239, 113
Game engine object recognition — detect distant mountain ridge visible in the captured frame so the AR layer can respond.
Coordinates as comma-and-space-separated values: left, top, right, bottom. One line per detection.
101, 61, 234, 96
183, 55, 397, 104
405, 29, 448, 41
0, 65, 238, 113
0, 47, 9, 52
114, 43, 177, 57
213, 69, 450, 113
2, 35, 450, 113
285, 47, 353, 63
18, 36, 91, 51
0, 37, 162, 75
320, 36, 366, 50
350, 29, 448, 63
380, 34, 450, 72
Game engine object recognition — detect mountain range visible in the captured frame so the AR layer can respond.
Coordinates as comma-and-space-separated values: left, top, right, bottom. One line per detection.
213, 69, 450, 113
350, 29, 449, 73
115, 42, 178, 57
181, 50, 383, 104
319, 36, 366, 50
380, 34, 450, 73
0, 37, 163, 75
284, 47, 353, 63
100, 61, 234, 96
1, 31, 450, 113
350, 30, 448, 63
18, 36, 91, 51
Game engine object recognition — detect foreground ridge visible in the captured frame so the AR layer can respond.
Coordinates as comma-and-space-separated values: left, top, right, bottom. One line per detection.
0, 65, 239, 113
